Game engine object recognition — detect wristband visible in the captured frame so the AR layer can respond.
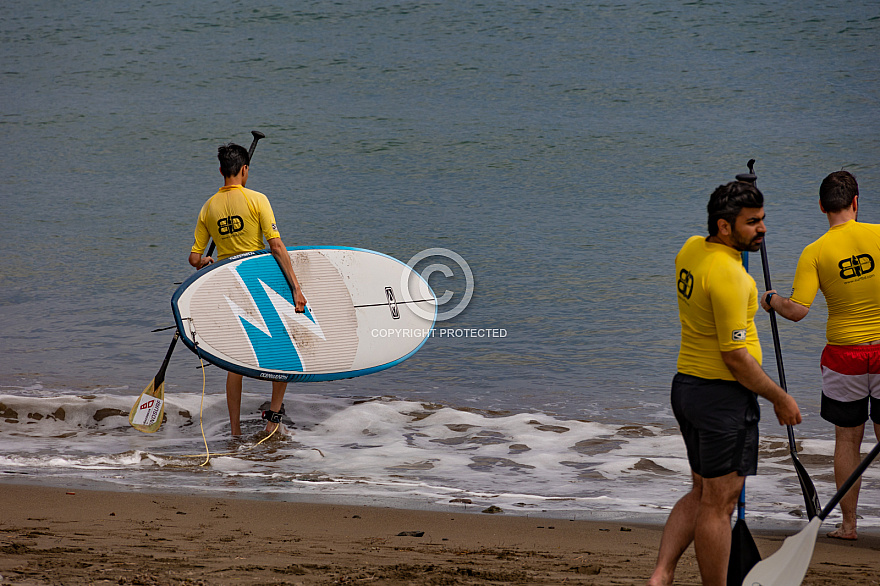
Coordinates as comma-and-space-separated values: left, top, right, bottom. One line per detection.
765, 292, 775, 307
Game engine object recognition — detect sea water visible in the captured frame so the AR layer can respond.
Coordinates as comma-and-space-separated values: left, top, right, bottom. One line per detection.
1, 0, 879, 530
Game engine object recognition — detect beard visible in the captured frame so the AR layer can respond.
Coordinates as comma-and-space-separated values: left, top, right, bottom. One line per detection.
730, 231, 763, 253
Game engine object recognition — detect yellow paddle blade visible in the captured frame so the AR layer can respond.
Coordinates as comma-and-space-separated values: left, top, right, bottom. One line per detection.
129, 379, 166, 433
129, 333, 177, 433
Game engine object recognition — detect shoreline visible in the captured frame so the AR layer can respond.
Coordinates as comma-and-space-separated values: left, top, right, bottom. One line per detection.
1, 482, 877, 584
5, 472, 879, 534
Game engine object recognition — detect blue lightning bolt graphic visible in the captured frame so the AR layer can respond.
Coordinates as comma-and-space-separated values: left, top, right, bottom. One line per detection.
230, 255, 319, 372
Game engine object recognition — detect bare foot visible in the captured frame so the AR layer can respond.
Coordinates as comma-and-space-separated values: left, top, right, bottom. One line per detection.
264, 422, 292, 437
826, 527, 857, 541
646, 570, 673, 585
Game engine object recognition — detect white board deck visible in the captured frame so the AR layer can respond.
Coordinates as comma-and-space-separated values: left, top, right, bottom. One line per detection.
172, 247, 436, 382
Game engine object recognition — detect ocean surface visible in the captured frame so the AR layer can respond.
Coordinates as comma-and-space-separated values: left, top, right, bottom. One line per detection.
2, 0, 879, 531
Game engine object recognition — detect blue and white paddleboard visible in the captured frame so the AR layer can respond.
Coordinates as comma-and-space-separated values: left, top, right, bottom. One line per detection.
171, 247, 437, 382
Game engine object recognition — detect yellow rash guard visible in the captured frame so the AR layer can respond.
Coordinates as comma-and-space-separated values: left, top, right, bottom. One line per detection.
675, 235, 762, 380
790, 220, 880, 345
191, 185, 281, 260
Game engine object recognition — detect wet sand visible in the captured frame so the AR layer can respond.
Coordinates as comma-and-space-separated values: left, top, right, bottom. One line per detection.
0, 483, 877, 585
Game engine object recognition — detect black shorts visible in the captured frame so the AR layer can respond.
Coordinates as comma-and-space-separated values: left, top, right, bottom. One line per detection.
671, 372, 761, 479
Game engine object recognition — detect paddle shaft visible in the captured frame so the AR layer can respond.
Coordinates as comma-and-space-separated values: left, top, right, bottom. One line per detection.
758, 241, 797, 445
760, 236, 823, 518
736, 165, 803, 453
156, 332, 179, 384
205, 130, 266, 258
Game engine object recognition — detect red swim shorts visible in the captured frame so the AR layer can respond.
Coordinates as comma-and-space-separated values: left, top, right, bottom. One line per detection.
820, 344, 880, 427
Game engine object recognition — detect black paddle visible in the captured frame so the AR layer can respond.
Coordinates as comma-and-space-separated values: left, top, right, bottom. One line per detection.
205, 130, 266, 259
736, 159, 822, 520
130, 130, 266, 433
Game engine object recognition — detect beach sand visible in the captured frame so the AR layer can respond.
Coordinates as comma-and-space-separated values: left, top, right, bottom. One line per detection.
0, 483, 877, 585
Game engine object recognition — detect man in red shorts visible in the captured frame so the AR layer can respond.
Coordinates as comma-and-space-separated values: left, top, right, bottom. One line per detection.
761, 170, 880, 540
648, 181, 802, 586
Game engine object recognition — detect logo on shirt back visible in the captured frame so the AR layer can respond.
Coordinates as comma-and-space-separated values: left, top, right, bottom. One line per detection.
839, 254, 874, 280
218, 215, 244, 235
677, 269, 694, 299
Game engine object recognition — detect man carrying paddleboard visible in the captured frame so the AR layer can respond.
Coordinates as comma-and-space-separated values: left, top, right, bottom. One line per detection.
188, 142, 307, 436
648, 181, 802, 586
760, 170, 880, 541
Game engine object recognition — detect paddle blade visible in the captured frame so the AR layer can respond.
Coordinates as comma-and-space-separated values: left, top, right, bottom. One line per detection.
728, 518, 761, 585
128, 378, 166, 433
129, 333, 177, 433
792, 454, 822, 519
742, 517, 821, 586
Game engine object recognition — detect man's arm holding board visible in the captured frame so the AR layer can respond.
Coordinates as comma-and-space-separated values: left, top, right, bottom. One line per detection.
268, 237, 307, 313
188, 251, 214, 270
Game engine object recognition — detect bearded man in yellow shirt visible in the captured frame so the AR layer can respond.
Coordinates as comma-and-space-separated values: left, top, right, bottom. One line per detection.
188, 142, 307, 437
648, 181, 802, 586
761, 171, 880, 540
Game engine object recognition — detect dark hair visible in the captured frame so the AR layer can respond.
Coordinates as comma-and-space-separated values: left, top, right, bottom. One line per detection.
819, 170, 858, 213
218, 143, 250, 178
707, 181, 764, 236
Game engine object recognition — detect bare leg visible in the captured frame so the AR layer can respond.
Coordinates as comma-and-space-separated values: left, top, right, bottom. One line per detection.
647, 473, 702, 586
226, 372, 244, 436
828, 424, 866, 540
266, 381, 288, 434
693, 471, 743, 586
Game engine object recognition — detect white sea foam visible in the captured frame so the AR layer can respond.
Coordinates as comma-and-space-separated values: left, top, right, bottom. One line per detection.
1, 391, 877, 529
